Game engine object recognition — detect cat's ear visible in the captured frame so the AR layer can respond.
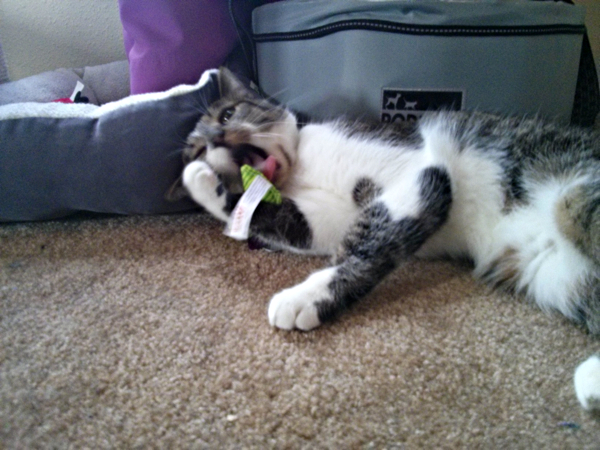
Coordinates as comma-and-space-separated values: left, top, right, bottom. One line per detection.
165, 175, 188, 202
218, 66, 256, 99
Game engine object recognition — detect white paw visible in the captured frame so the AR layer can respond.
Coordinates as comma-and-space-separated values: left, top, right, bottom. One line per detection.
268, 268, 336, 331
574, 354, 600, 411
182, 161, 228, 222
183, 160, 219, 198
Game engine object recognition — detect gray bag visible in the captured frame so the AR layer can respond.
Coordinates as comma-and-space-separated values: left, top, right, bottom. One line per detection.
253, 0, 596, 125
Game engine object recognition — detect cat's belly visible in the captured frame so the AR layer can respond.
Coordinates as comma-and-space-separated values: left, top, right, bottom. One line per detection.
416, 204, 502, 261
290, 188, 361, 255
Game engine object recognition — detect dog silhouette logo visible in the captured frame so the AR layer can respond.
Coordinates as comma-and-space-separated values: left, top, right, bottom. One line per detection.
385, 93, 403, 110
381, 88, 464, 123
403, 100, 418, 110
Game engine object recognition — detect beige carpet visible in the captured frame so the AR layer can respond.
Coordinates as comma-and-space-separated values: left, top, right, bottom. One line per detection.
1, 212, 599, 449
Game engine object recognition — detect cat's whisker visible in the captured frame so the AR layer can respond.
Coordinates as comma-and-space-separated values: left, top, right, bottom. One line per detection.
166, 147, 184, 159
258, 85, 292, 105
173, 128, 196, 150
247, 107, 287, 126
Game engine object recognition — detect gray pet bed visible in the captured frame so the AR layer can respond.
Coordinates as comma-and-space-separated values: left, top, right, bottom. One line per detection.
0, 68, 219, 222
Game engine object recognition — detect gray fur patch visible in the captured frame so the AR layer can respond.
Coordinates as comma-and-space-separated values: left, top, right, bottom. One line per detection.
250, 199, 313, 250
352, 177, 381, 207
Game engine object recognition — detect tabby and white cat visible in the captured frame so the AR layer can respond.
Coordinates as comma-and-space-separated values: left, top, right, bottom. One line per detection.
171, 68, 600, 411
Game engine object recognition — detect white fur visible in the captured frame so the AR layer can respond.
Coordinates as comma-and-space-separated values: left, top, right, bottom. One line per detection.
205, 145, 240, 180
574, 354, 600, 411
183, 160, 229, 222
268, 267, 337, 330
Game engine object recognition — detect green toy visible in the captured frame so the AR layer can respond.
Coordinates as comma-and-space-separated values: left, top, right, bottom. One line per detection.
240, 165, 282, 205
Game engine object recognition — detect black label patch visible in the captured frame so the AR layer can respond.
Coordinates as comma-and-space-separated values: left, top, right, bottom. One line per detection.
381, 88, 464, 123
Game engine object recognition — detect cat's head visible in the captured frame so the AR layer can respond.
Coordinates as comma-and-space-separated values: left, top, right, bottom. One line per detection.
167, 68, 298, 200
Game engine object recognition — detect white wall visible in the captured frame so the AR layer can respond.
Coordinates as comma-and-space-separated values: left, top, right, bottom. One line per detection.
0, 0, 126, 81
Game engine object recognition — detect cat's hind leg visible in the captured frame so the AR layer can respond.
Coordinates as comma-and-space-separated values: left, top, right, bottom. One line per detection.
268, 167, 452, 330
556, 181, 600, 266
477, 177, 599, 331
559, 182, 600, 412
555, 180, 600, 334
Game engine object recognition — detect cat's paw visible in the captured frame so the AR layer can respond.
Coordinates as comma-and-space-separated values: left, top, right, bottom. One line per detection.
183, 160, 229, 222
268, 288, 320, 331
268, 268, 336, 331
183, 160, 219, 197
574, 354, 600, 411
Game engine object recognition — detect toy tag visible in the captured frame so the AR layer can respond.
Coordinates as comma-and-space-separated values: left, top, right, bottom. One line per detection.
52, 81, 89, 104
70, 81, 85, 101
224, 175, 272, 240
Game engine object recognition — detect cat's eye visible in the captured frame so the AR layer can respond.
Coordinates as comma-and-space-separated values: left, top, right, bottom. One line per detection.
219, 107, 235, 124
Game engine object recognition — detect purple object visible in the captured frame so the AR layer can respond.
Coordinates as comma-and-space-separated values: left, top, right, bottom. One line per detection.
119, 0, 238, 94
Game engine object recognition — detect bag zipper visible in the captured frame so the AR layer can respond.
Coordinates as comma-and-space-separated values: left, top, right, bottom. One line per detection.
254, 19, 585, 42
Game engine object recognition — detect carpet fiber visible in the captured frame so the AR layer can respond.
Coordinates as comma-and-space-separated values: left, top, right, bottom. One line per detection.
1, 212, 599, 448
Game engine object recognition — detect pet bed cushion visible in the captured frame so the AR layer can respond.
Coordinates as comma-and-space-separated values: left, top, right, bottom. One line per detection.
0, 70, 219, 222
0, 61, 130, 107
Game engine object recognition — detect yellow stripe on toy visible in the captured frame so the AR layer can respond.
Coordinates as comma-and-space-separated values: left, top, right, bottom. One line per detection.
241, 165, 282, 205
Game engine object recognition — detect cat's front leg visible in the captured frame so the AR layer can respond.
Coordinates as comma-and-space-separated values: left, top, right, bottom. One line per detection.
267, 203, 415, 331
182, 161, 233, 222
268, 167, 452, 330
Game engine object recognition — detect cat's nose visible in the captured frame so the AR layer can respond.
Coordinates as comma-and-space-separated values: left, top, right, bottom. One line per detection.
212, 130, 226, 145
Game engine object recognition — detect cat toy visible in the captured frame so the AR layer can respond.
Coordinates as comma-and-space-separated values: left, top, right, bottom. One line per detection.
240, 164, 281, 205
224, 164, 281, 240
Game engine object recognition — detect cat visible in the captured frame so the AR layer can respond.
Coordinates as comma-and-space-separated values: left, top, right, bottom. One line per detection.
168, 67, 600, 411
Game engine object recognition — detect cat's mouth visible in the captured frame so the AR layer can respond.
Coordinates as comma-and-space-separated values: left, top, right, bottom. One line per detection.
231, 144, 280, 183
